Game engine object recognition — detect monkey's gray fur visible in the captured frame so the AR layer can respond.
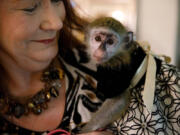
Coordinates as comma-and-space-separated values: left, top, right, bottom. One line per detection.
78, 17, 147, 133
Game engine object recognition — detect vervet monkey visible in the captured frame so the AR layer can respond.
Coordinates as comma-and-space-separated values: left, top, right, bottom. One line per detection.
79, 17, 147, 133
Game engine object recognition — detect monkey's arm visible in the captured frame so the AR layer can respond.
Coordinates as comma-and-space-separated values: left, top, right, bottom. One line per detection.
79, 88, 131, 133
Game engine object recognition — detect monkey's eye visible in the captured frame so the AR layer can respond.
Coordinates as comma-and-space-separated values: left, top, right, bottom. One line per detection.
95, 36, 101, 42
107, 38, 114, 45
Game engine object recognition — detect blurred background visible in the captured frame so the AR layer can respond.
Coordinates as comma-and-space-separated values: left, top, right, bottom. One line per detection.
71, 0, 180, 68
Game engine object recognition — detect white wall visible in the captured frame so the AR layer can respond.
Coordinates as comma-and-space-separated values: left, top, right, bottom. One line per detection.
137, 0, 178, 64
73, 0, 137, 32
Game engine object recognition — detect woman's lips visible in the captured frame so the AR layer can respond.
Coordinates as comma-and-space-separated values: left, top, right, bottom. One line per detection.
32, 37, 56, 44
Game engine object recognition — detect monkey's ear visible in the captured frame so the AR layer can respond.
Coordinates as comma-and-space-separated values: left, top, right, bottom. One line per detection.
124, 31, 133, 43
128, 31, 133, 42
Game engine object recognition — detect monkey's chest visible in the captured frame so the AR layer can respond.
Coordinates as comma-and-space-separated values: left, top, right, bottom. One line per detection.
96, 66, 133, 99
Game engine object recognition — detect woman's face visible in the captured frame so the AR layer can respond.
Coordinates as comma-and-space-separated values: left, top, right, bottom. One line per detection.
0, 0, 66, 71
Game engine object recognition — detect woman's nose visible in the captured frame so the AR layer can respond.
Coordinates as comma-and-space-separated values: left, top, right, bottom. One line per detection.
40, 4, 63, 31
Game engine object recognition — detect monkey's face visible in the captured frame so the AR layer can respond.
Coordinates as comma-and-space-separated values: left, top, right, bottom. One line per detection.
88, 27, 124, 64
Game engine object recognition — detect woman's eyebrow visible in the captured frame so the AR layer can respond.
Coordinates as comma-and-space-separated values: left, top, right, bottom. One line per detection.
12, 0, 37, 3
12, 0, 26, 2
11, 0, 40, 6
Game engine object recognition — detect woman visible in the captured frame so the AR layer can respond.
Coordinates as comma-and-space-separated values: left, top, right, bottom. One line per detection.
0, 0, 180, 135
0, 0, 112, 134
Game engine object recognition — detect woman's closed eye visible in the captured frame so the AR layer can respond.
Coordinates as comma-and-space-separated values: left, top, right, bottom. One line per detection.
51, 0, 64, 6
23, 5, 38, 13
22, 2, 41, 14
51, 0, 63, 3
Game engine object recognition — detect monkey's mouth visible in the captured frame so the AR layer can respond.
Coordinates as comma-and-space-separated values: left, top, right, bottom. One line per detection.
94, 57, 107, 64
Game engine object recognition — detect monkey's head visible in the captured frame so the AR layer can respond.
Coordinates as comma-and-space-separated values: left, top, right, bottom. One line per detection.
85, 17, 133, 64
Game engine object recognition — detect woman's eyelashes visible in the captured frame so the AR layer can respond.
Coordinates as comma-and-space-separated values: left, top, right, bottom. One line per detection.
52, 0, 63, 6
22, 2, 41, 14
23, 5, 38, 13
51, 0, 63, 3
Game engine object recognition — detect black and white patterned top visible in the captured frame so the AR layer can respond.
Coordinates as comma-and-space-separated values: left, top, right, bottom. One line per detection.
0, 55, 179, 135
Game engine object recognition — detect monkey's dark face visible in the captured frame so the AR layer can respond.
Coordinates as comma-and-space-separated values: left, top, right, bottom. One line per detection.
88, 27, 125, 64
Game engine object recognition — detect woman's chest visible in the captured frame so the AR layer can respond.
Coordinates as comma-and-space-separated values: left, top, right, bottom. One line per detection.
5, 79, 66, 132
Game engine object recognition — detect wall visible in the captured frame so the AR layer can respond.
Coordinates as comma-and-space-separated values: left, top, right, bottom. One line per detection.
136, 0, 178, 65
73, 0, 137, 32
176, 1, 180, 69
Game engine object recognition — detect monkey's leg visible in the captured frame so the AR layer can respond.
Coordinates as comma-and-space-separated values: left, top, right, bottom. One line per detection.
79, 89, 130, 133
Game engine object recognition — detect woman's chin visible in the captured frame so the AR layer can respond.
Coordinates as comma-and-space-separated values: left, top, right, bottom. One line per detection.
21, 60, 52, 72
31, 44, 58, 61
21, 50, 58, 72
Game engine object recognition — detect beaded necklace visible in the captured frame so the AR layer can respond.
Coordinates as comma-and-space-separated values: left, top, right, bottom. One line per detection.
0, 63, 64, 118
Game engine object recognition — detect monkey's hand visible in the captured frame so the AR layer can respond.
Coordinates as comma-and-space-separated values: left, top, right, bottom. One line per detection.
78, 89, 130, 133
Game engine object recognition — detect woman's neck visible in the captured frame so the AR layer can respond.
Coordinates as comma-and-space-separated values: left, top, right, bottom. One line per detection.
0, 59, 47, 98
4, 69, 43, 98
